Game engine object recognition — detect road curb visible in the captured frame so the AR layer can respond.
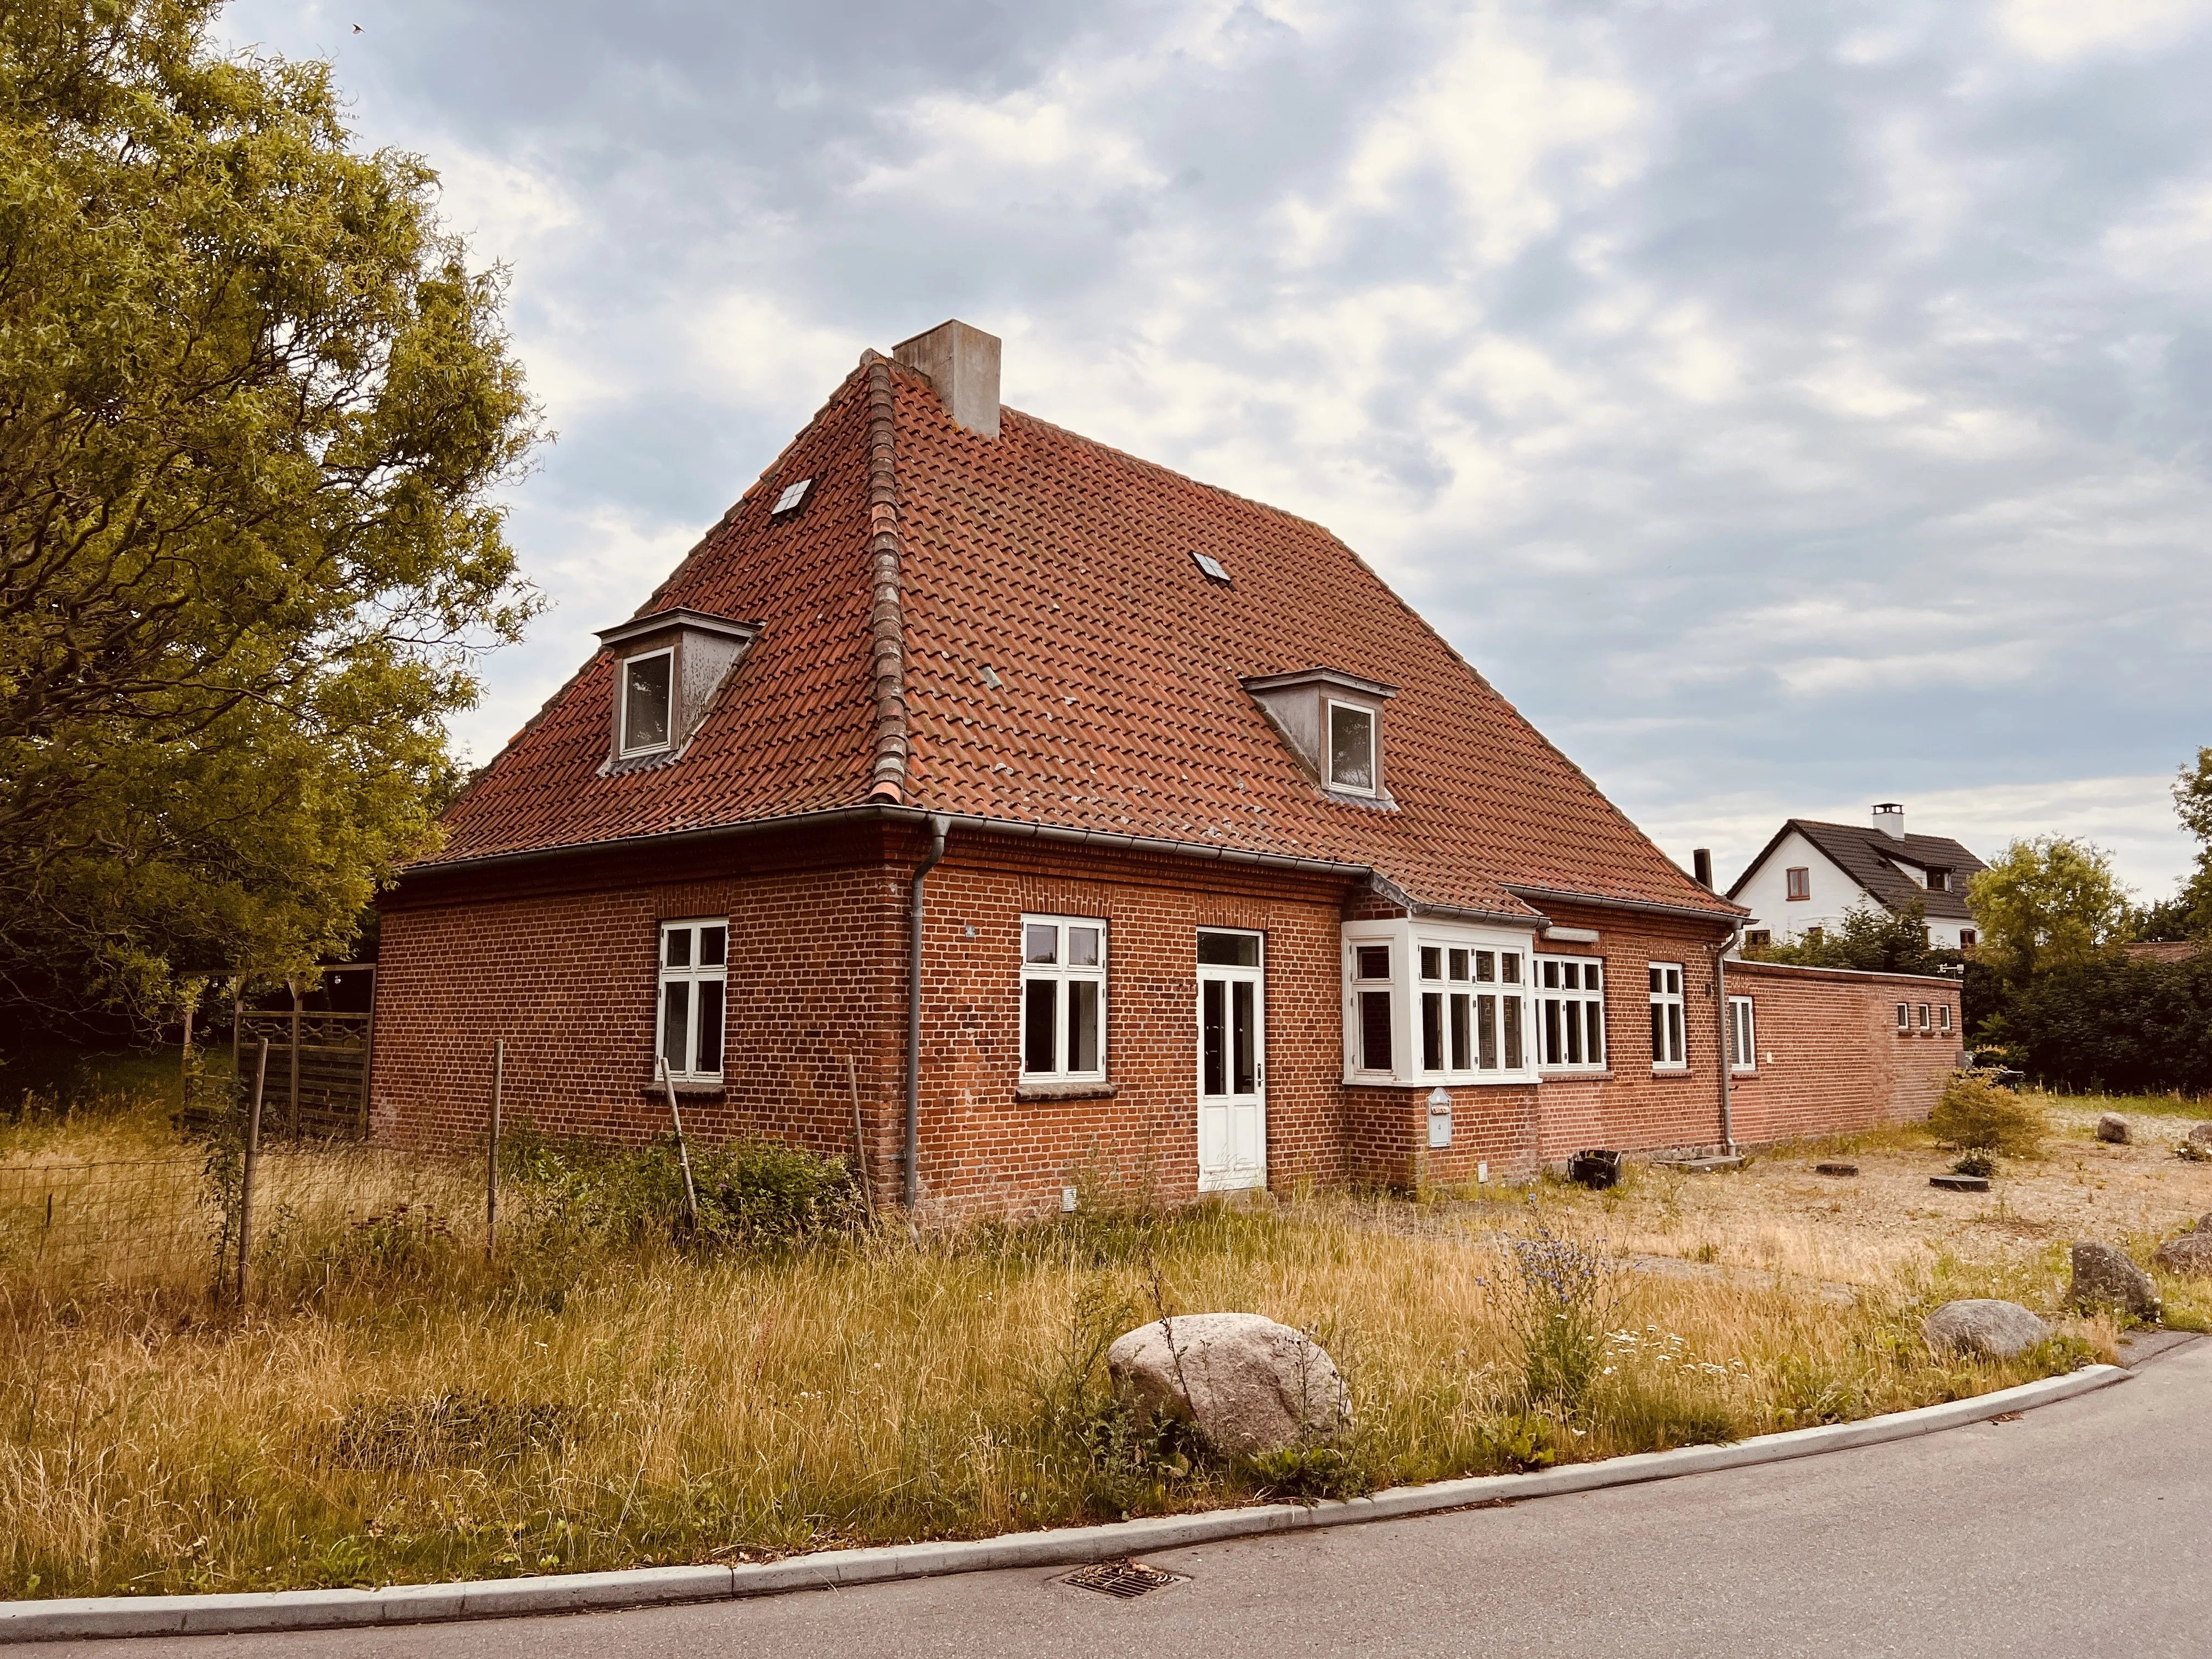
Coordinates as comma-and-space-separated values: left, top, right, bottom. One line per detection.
0, 1363, 2129, 1644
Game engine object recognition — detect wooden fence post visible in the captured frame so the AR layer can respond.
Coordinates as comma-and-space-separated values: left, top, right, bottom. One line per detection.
238, 1039, 268, 1306
287, 978, 303, 1140
179, 1004, 194, 1125
487, 1039, 503, 1259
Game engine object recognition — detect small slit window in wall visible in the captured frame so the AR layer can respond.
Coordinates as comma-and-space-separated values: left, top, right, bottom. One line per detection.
1785, 867, 1812, 901
1939, 1004, 1953, 1032
1537, 956, 1605, 1070
658, 919, 727, 1081
1649, 963, 1685, 1069
1353, 943, 1393, 1073
1021, 916, 1107, 1081
1728, 996, 1756, 1073
1895, 1002, 1910, 1031
1328, 701, 1377, 795
1418, 945, 1525, 1075
1917, 1003, 1931, 1031
621, 648, 674, 756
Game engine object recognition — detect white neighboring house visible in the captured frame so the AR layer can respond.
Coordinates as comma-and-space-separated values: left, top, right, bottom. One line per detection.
1727, 803, 1987, 951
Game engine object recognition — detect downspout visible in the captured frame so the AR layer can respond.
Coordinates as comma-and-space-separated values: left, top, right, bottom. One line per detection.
904, 814, 950, 1210
1716, 924, 1743, 1155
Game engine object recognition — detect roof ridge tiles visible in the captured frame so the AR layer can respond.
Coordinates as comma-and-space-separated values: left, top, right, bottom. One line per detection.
862, 352, 909, 805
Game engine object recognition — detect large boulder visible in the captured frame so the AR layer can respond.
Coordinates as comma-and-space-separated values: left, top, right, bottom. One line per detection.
2096, 1113, 2130, 1144
1106, 1313, 1350, 1457
1922, 1299, 2052, 1360
2068, 1242, 2159, 1318
2188, 1123, 2212, 1148
2153, 1233, 2212, 1278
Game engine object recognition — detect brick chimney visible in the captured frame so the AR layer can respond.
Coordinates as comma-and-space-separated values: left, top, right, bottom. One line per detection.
894, 320, 1001, 438
1872, 803, 1905, 840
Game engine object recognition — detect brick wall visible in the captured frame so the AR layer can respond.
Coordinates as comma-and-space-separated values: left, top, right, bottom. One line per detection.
1723, 960, 1963, 1145
371, 826, 1961, 1219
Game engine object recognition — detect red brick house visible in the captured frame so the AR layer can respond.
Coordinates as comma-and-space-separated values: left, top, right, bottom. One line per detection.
371, 320, 1961, 1218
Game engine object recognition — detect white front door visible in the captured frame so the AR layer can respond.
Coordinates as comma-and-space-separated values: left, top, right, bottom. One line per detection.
1197, 930, 1266, 1191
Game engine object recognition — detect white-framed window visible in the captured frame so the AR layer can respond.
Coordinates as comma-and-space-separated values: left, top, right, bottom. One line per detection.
1649, 963, 1685, 1069
1327, 700, 1377, 795
1418, 944, 1525, 1076
1785, 867, 1811, 901
1728, 995, 1756, 1073
1020, 915, 1107, 1080
620, 648, 674, 756
1536, 955, 1606, 1070
657, 918, 727, 1081
1939, 1004, 1953, 1033
1917, 1003, 1931, 1031
1895, 1001, 1910, 1031
1352, 941, 1394, 1072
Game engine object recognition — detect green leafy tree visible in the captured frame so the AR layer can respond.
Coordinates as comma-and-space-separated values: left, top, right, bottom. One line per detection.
1743, 893, 1942, 977
1964, 837, 2131, 985
2152, 747, 2212, 940
0, 0, 541, 1028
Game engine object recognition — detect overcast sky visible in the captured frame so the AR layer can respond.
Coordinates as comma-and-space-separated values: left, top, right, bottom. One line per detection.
220, 0, 2212, 899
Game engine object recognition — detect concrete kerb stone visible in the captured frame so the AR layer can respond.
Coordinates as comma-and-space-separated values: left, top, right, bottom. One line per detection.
0, 1364, 2130, 1644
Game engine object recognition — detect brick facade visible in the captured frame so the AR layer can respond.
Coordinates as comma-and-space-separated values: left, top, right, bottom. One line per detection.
373, 825, 1962, 1220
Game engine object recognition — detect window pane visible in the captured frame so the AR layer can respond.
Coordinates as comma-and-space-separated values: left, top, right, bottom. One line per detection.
1478, 995, 1499, 1069
1357, 945, 1390, 980
1542, 960, 1560, 989
1450, 993, 1471, 1071
1199, 931, 1259, 967
1421, 991, 1443, 1071
698, 925, 727, 967
1475, 951, 1494, 983
1203, 979, 1226, 1095
1232, 980, 1257, 1094
624, 654, 672, 751
1919, 1005, 1931, 1029
662, 981, 690, 1076
1068, 981, 1101, 1072
1668, 1004, 1683, 1065
697, 981, 725, 1074
1544, 999, 1561, 1066
1565, 1001, 1583, 1064
1562, 962, 1580, 990
1649, 966, 1662, 994
1068, 926, 1101, 968
1897, 1003, 1909, 1029
1024, 980, 1058, 1071
1667, 968, 1680, 995
1651, 1003, 1665, 1064
1420, 946, 1442, 981
1502, 955, 1521, 985
664, 927, 692, 968
1504, 996, 1522, 1069
1448, 949, 1469, 981
1025, 924, 1058, 964
1359, 990, 1393, 1071
1329, 705, 1375, 791
1586, 1002, 1605, 1066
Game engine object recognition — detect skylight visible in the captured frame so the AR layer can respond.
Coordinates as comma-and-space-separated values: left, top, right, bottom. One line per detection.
772, 478, 812, 515
1190, 551, 1231, 584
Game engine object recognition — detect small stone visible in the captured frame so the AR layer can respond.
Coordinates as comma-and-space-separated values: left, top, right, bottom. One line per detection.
1107, 1313, 1351, 1458
2153, 1234, 2212, 1278
2188, 1122, 2212, 1147
1923, 1299, 2051, 1359
2096, 1113, 2130, 1144
2068, 1241, 2159, 1318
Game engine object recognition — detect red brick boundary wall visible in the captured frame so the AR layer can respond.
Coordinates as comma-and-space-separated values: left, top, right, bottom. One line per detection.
1723, 960, 1963, 1147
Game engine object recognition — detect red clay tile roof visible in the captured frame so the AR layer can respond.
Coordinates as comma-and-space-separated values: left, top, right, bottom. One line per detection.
427, 356, 1738, 923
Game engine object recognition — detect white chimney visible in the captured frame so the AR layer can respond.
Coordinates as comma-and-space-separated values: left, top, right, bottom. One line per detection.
1872, 802, 1905, 840
893, 319, 1000, 438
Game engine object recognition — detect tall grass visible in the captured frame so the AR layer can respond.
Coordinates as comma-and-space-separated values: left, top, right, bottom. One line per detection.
0, 1108, 2095, 1600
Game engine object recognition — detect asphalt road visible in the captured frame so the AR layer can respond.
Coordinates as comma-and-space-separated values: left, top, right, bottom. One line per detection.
47, 1340, 2210, 1659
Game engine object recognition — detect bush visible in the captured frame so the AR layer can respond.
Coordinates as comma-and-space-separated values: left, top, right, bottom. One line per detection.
2007, 951, 2212, 1096
1928, 1073, 2047, 1155
1951, 1150, 1997, 1179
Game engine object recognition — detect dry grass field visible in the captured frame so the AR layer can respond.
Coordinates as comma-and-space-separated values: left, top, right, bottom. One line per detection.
0, 1079, 2194, 1602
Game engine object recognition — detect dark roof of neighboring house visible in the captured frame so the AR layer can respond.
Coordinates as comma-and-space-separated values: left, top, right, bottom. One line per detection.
424, 351, 1740, 924
2124, 940, 2207, 964
1726, 819, 1985, 922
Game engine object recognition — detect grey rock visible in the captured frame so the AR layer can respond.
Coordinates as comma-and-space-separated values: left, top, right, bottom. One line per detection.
2096, 1113, 2130, 1144
1922, 1299, 2052, 1360
2153, 1234, 2212, 1278
2068, 1242, 2160, 1318
2188, 1122, 2212, 1147
1107, 1313, 1350, 1457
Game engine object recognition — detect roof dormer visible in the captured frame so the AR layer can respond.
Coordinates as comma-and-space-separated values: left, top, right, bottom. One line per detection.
594, 608, 761, 773
1241, 667, 1398, 805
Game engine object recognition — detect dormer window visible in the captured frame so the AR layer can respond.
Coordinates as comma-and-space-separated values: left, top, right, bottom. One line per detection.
594, 608, 764, 772
1328, 701, 1376, 794
620, 649, 674, 755
1241, 667, 1397, 805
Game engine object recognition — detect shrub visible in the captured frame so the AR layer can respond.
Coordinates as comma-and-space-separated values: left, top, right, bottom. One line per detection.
1928, 1073, 2047, 1155
1502, 1215, 1611, 1415
1951, 1150, 1997, 1179
2008, 952, 2212, 1096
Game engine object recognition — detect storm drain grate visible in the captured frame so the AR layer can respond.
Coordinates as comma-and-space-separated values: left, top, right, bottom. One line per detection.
1063, 1558, 1178, 1599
